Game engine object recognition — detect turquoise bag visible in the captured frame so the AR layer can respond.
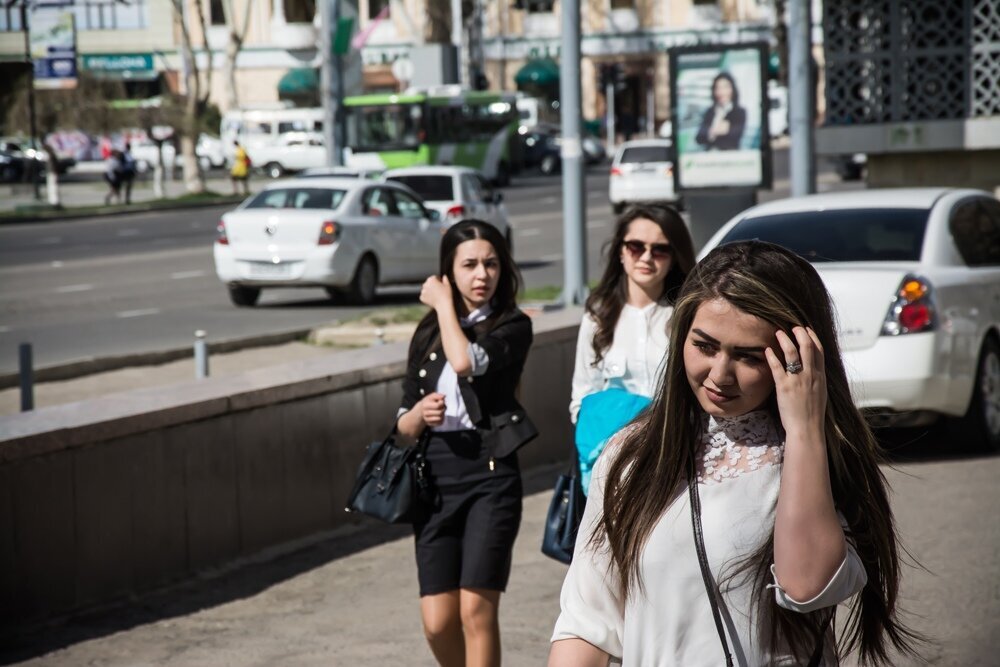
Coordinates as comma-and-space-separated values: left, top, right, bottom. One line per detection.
575, 388, 652, 495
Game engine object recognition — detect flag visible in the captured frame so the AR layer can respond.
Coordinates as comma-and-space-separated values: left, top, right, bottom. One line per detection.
351, 5, 390, 51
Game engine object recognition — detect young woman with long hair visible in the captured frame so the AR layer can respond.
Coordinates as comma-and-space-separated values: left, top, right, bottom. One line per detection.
550, 241, 919, 666
396, 220, 538, 667
570, 204, 696, 424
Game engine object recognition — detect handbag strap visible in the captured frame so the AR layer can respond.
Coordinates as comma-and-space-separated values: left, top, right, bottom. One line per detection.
688, 464, 735, 667
689, 462, 833, 667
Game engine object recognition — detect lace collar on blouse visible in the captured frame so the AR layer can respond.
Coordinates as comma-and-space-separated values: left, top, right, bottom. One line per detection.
697, 410, 784, 484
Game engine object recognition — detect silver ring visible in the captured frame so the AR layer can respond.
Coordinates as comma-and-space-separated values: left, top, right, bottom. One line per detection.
785, 361, 803, 374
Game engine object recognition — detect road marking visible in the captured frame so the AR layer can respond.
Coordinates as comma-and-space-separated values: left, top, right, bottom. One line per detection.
39, 236, 62, 245
539, 253, 563, 262
51, 260, 63, 267
56, 283, 94, 293
0, 325, 10, 333
171, 270, 205, 279
587, 190, 606, 198
541, 196, 558, 204
517, 228, 541, 237
587, 221, 606, 230
116, 308, 160, 319
116, 229, 140, 237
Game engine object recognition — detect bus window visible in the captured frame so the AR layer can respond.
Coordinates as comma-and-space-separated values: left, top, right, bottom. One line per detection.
346, 104, 423, 152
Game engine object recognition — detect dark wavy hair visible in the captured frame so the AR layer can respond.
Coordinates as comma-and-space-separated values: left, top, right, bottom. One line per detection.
712, 71, 740, 107
410, 219, 522, 358
584, 204, 696, 364
595, 240, 921, 665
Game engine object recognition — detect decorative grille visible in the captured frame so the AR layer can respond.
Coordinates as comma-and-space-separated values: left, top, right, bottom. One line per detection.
824, 0, 998, 125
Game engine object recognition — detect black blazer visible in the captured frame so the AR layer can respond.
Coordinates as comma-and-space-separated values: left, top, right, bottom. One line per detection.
400, 308, 538, 459
695, 104, 747, 151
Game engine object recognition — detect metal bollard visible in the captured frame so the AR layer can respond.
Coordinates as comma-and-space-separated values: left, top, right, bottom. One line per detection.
194, 330, 209, 379
19, 342, 33, 412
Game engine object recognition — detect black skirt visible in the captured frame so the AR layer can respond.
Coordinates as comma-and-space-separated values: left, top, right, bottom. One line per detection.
412, 430, 522, 596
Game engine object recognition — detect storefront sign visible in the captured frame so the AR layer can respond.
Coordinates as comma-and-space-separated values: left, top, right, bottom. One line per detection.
82, 53, 155, 78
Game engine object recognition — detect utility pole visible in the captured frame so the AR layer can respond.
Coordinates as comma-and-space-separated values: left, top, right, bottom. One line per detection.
560, 0, 587, 305
788, 0, 815, 195
14, 0, 41, 201
321, 0, 345, 166
451, 0, 464, 87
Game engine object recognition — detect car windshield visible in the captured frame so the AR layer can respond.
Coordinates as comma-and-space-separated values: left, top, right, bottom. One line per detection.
386, 175, 454, 201
619, 146, 671, 163
718, 208, 930, 262
244, 188, 346, 210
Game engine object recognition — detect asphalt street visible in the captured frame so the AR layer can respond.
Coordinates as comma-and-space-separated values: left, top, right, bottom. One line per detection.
0, 148, 852, 374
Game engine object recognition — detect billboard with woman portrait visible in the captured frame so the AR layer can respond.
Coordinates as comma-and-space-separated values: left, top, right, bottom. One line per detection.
668, 42, 772, 191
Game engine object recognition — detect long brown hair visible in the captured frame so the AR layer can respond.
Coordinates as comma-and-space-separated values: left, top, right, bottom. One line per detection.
597, 241, 920, 664
584, 205, 696, 364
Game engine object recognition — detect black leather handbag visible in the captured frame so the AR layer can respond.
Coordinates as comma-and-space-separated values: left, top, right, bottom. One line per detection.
345, 429, 434, 525
541, 460, 586, 564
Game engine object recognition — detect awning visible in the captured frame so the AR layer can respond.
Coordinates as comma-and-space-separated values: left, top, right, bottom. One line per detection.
514, 59, 560, 86
278, 67, 319, 95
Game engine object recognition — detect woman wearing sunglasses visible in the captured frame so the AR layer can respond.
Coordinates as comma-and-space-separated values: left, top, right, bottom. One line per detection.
569, 205, 696, 491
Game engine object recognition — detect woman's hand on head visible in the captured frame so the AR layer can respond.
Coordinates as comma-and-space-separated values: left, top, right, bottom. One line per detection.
420, 275, 453, 312
419, 392, 446, 428
764, 326, 827, 440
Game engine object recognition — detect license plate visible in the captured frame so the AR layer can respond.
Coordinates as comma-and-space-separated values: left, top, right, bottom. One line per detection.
247, 261, 292, 277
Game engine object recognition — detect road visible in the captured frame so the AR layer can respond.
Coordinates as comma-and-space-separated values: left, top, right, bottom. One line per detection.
0, 149, 853, 374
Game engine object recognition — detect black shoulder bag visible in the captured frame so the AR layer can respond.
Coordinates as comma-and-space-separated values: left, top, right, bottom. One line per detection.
541, 455, 586, 564
345, 428, 435, 524
689, 466, 831, 667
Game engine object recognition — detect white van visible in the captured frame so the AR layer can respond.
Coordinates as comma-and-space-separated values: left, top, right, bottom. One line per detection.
220, 106, 328, 177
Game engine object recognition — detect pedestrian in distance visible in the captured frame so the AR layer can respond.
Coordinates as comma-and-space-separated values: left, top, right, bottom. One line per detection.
695, 71, 747, 151
549, 241, 921, 666
230, 140, 251, 195
121, 142, 137, 204
103, 149, 124, 206
395, 219, 538, 667
570, 205, 696, 493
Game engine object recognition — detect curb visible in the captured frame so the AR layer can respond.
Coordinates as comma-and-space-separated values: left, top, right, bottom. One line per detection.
0, 328, 312, 390
0, 195, 247, 225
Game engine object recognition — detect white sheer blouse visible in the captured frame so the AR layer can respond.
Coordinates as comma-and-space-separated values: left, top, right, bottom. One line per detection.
551, 411, 868, 666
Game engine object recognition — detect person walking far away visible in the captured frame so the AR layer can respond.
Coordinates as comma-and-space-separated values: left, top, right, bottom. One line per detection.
549, 241, 922, 666
103, 149, 124, 205
570, 205, 695, 493
395, 219, 538, 667
121, 142, 137, 204
231, 140, 251, 195
696, 71, 747, 151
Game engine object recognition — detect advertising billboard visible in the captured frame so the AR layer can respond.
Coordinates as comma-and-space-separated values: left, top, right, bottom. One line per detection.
30, 9, 78, 90
669, 42, 771, 191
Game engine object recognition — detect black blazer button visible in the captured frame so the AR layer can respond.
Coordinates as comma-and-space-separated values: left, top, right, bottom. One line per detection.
419, 369, 427, 378
430, 352, 438, 361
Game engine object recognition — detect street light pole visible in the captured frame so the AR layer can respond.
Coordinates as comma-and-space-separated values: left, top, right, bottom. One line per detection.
559, 0, 587, 305
15, 0, 41, 201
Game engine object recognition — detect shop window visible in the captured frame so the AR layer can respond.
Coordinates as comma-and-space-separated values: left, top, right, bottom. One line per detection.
369, 0, 390, 19
610, 0, 635, 8
284, 0, 316, 24
209, 0, 225, 25
513, 0, 555, 12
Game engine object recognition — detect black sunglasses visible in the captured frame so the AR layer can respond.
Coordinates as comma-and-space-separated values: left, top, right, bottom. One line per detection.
623, 239, 672, 260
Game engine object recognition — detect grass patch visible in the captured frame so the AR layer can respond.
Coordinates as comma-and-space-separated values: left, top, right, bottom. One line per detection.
521, 285, 562, 302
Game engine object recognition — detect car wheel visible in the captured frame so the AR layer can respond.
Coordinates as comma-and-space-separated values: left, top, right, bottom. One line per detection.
345, 255, 378, 305
954, 336, 1000, 453
228, 285, 261, 307
612, 202, 625, 215
264, 162, 284, 179
540, 154, 558, 175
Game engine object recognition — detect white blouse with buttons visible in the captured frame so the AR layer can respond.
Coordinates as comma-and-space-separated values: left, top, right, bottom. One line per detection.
570, 302, 673, 423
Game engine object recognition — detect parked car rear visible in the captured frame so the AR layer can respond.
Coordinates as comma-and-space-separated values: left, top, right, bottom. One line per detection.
609, 139, 679, 214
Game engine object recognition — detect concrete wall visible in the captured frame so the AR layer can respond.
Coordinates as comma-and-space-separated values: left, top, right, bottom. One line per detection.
0, 308, 582, 627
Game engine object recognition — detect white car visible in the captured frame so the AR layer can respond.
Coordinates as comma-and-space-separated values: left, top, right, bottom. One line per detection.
247, 132, 327, 179
214, 177, 443, 306
383, 166, 513, 248
131, 134, 226, 173
609, 139, 679, 214
700, 188, 1000, 451
298, 166, 383, 180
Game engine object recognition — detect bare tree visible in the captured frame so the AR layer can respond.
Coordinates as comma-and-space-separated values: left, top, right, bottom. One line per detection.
219, 0, 255, 111
424, 0, 452, 43
4, 72, 135, 206
169, 0, 215, 194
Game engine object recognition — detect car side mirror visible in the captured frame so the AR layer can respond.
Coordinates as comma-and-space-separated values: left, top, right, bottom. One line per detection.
426, 209, 442, 222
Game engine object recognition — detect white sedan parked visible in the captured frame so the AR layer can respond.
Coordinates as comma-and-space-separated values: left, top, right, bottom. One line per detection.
609, 139, 680, 214
383, 166, 513, 249
700, 188, 1000, 451
214, 178, 443, 307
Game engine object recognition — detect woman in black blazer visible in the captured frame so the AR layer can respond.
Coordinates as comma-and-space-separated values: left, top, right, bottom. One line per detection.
396, 219, 537, 667
695, 71, 747, 151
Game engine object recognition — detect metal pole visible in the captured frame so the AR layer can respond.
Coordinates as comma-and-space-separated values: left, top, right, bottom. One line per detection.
321, 0, 341, 166
560, 0, 587, 305
18, 342, 33, 411
788, 0, 815, 196
194, 330, 209, 379
605, 81, 615, 155
451, 0, 463, 86
20, 2, 41, 201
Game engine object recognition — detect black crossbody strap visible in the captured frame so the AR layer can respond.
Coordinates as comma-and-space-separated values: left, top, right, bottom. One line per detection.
688, 464, 735, 667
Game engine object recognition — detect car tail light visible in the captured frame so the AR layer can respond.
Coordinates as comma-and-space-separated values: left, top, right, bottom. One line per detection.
446, 204, 465, 220
216, 220, 228, 245
317, 220, 340, 245
881, 276, 937, 335
610, 167, 622, 177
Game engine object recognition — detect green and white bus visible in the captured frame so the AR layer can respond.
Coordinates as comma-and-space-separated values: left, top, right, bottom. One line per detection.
343, 86, 521, 186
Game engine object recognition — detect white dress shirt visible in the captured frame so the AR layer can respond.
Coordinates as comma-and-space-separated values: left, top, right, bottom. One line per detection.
569, 302, 672, 423
433, 304, 491, 432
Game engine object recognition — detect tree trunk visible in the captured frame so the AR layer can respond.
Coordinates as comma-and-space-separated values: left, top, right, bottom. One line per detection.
223, 34, 241, 111
181, 86, 205, 194
42, 143, 60, 206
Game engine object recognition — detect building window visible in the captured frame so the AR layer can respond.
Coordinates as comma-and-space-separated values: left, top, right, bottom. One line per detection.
610, 0, 635, 8
209, 0, 225, 26
369, 0, 390, 19
514, 0, 555, 12
2, 0, 148, 32
285, 0, 316, 24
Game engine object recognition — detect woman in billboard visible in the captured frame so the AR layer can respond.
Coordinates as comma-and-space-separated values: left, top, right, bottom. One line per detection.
696, 72, 747, 151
